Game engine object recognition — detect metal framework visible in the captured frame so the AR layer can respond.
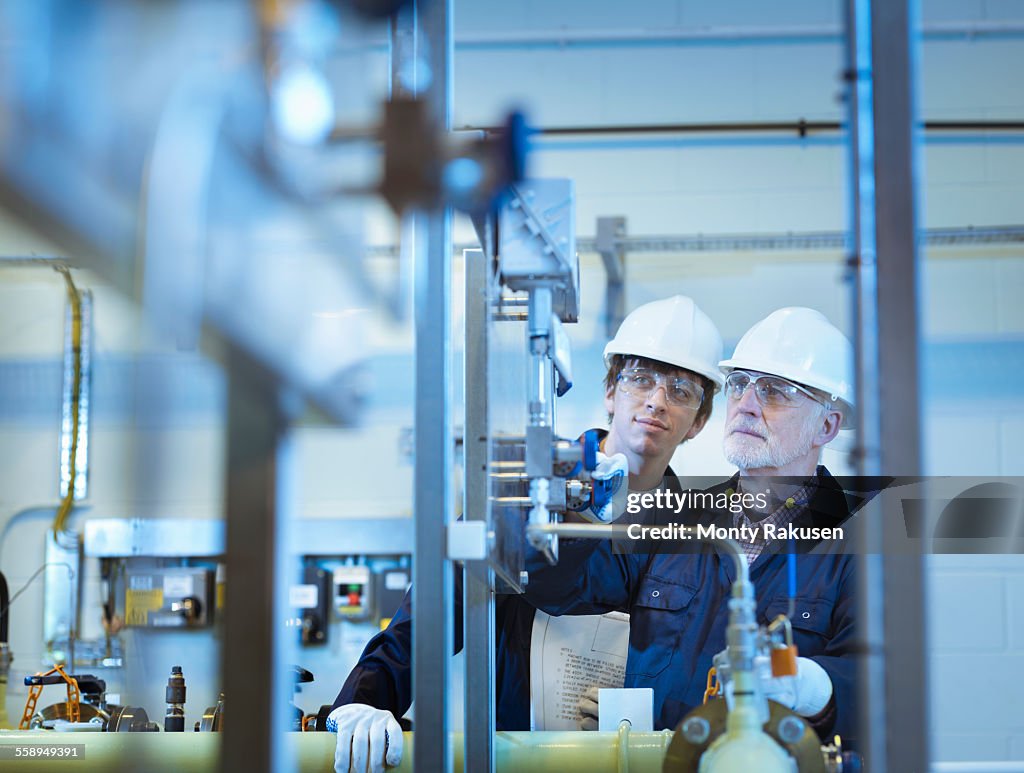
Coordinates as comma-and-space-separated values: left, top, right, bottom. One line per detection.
365, 224, 1024, 260
411, 1, 455, 772
847, 1, 928, 771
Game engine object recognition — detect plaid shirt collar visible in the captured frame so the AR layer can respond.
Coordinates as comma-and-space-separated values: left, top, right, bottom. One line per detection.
727, 477, 816, 564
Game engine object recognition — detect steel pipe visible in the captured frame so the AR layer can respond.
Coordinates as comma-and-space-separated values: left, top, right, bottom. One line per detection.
0, 730, 675, 772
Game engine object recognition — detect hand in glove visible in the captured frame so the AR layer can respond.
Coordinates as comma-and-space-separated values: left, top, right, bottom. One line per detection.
577, 685, 600, 731
584, 452, 629, 523
761, 656, 833, 718
328, 703, 403, 773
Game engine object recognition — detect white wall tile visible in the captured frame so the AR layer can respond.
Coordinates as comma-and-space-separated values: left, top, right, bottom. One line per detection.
982, 0, 1024, 22
931, 653, 1024, 732
679, 0, 838, 27
933, 733, 1011, 763
923, 0, 986, 23
924, 183, 1024, 228
521, 0, 680, 31
923, 411, 1001, 475
923, 144, 989, 185
994, 258, 1024, 336
998, 416, 1024, 476
1007, 574, 1024, 651
922, 40, 1024, 114
454, 49, 606, 126
930, 553, 1024, 573
454, 1, 531, 33
1011, 734, 1024, 760
296, 425, 414, 518
750, 44, 844, 119
533, 146, 681, 196
929, 572, 1006, 651
747, 188, 845, 231
923, 258, 998, 337
600, 48, 759, 124
984, 145, 1024, 185
0, 274, 66, 357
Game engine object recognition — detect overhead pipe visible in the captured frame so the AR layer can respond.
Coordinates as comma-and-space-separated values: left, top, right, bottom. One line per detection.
365, 224, 1024, 260
462, 119, 1024, 137
451, 20, 1024, 48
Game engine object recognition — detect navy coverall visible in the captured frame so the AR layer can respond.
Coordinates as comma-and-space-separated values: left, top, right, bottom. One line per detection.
331, 571, 536, 730
523, 466, 859, 742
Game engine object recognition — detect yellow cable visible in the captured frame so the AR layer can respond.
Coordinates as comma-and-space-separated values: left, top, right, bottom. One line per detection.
0, 673, 9, 729
52, 266, 82, 536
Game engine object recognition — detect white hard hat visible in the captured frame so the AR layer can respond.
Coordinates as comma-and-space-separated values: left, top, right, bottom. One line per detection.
719, 307, 855, 427
604, 295, 724, 390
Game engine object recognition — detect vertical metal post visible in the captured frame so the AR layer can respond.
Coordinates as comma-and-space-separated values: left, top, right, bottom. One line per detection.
845, 2, 885, 768
872, 2, 928, 771
595, 216, 626, 340
464, 247, 495, 772
389, 2, 418, 321
221, 345, 297, 773
847, 0, 927, 770
413, 1, 454, 771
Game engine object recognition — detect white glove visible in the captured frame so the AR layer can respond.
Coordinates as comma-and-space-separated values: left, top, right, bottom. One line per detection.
584, 452, 629, 523
577, 685, 599, 731
762, 656, 833, 717
328, 704, 403, 773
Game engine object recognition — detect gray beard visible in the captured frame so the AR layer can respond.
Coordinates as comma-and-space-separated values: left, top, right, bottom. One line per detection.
722, 409, 822, 471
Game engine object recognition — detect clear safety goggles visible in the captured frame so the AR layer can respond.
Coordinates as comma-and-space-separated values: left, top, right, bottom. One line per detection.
723, 370, 825, 409
616, 367, 704, 409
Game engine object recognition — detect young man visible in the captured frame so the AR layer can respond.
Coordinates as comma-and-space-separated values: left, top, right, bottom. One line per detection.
329, 295, 724, 773
525, 307, 861, 742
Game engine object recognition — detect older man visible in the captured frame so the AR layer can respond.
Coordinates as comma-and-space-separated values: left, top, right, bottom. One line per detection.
525, 307, 860, 742
329, 295, 724, 773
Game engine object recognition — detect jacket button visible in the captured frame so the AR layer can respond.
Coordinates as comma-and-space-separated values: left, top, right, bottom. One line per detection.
652, 590, 660, 598
802, 611, 810, 619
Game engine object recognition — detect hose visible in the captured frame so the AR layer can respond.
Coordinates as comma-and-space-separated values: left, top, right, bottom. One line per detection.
0, 570, 8, 643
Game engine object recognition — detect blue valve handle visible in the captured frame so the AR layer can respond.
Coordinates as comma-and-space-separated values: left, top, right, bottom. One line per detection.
503, 110, 529, 184
582, 429, 599, 472
590, 468, 625, 514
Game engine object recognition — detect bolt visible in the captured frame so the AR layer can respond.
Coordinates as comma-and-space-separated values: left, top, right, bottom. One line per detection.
777, 715, 806, 744
681, 716, 710, 745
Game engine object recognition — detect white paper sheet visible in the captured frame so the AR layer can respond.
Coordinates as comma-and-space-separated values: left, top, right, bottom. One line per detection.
529, 609, 630, 730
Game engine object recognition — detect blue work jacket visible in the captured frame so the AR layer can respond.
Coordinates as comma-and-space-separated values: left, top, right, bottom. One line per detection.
331, 570, 536, 730
524, 466, 859, 743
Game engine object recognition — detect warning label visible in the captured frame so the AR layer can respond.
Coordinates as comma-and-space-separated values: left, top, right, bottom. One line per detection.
126, 589, 164, 626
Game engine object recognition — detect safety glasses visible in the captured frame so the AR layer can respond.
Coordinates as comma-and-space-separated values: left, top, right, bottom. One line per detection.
616, 367, 704, 409
723, 370, 824, 409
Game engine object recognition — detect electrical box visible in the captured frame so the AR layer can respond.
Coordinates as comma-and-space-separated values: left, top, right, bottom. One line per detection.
373, 568, 410, 625
293, 565, 331, 646
125, 567, 214, 628
333, 566, 372, 620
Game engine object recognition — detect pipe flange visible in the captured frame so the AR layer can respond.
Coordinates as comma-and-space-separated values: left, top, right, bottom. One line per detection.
663, 700, 828, 773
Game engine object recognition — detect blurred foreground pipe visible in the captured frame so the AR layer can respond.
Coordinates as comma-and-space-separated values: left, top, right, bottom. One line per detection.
0, 730, 675, 771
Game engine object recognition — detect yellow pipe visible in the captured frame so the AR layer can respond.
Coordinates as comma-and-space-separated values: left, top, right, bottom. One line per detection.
0, 675, 9, 729
0, 729, 675, 772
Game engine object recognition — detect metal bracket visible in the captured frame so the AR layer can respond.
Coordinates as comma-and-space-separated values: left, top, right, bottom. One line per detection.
448, 521, 489, 561
596, 216, 626, 339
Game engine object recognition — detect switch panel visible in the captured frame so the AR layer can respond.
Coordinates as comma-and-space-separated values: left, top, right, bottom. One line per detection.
125, 567, 214, 628
334, 565, 372, 620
